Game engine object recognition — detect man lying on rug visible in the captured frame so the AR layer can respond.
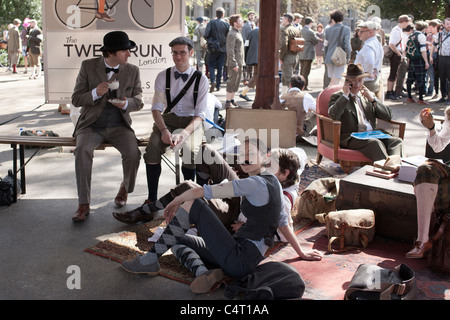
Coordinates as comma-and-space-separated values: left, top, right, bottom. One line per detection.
119, 139, 323, 293
406, 106, 450, 259
328, 63, 403, 161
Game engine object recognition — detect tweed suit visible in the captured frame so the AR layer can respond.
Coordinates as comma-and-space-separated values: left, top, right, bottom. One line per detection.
72, 57, 144, 204
328, 90, 403, 161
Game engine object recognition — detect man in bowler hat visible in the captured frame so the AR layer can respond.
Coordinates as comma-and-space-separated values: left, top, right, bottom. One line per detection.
71, 31, 144, 222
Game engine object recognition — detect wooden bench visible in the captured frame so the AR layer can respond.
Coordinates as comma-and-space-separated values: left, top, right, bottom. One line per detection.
0, 135, 180, 202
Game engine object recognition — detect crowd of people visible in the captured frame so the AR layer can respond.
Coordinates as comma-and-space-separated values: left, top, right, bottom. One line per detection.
2, 17, 42, 79
79, 11, 448, 296
190, 9, 450, 107
2, 7, 449, 297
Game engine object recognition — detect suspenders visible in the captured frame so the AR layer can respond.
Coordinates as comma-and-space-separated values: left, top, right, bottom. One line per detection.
164, 68, 202, 114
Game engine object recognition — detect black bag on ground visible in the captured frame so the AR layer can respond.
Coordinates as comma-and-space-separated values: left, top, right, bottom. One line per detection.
0, 170, 20, 206
224, 261, 305, 300
344, 264, 417, 300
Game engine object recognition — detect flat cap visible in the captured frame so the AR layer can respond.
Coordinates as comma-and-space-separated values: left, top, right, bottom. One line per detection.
169, 36, 194, 49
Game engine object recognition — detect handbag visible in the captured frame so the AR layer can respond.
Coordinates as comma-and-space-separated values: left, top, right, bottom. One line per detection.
289, 37, 305, 53
344, 264, 417, 300
331, 26, 347, 66
315, 209, 375, 253
384, 39, 401, 59
297, 178, 339, 220
383, 45, 394, 59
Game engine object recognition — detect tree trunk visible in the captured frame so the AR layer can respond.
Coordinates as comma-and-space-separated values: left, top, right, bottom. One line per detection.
252, 0, 282, 110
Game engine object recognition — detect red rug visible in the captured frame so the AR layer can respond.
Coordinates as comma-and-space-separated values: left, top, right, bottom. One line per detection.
264, 223, 450, 300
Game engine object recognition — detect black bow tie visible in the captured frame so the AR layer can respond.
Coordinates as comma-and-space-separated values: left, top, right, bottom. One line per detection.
175, 71, 188, 82
105, 67, 119, 74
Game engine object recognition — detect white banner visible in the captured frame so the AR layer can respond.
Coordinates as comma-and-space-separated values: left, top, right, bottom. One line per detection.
42, 0, 185, 103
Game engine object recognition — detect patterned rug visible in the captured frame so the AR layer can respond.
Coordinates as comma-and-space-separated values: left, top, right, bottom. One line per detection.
84, 161, 337, 285
265, 223, 450, 300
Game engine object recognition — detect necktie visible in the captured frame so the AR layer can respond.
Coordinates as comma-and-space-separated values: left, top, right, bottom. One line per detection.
175, 71, 188, 82
350, 94, 367, 132
105, 67, 119, 74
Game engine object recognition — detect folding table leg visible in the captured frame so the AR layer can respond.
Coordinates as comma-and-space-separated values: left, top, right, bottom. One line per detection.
11, 144, 17, 203
19, 145, 26, 194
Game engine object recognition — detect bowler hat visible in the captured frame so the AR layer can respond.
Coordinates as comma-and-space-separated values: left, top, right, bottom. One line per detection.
100, 31, 136, 52
342, 63, 370, 79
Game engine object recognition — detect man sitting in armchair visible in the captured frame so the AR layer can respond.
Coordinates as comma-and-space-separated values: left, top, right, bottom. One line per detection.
328, 63, 403, 161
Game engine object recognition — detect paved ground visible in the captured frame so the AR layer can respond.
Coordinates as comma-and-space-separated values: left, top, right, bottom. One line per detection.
0, 62, 447, 301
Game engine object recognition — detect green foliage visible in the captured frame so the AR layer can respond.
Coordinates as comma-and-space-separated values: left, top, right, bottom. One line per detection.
368, 0, 447, 20
185, 16, 196, 39
0, 0, 42, 34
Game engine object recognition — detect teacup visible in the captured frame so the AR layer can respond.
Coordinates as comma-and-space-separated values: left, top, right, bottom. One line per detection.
108, 80, 120, 90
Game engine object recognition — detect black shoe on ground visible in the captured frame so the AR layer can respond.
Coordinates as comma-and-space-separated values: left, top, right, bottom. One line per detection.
239, 94, 252, 101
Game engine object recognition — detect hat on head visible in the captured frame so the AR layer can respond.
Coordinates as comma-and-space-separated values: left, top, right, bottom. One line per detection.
284, 13, 294, 21
342, 63, 370, 79
23, 18, 31, 28
196, 17, 204, 23
100, 31, 136, 52
358, 21, 378, 30
169, 36, 194, 49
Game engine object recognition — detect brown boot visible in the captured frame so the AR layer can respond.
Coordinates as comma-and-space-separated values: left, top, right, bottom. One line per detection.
72, 204, 90, 222
114, 182, 128, 208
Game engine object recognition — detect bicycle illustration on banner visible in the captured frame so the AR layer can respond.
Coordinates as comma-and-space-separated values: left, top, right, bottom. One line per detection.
54, 0, 174, 29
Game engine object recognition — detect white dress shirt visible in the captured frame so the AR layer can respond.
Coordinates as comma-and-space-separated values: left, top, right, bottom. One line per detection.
355, 36, 384, 81
151, 66, 209, 120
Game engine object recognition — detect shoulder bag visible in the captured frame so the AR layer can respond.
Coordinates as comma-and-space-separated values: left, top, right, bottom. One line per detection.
315, 209, 375, 253
331, 26, 347, 66
344, 264, 417, 300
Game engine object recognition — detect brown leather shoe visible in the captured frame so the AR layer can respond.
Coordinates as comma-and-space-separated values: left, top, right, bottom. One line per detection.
406, 240, 432, 258
95, 11, 115, 22
72, 204, 90, 222
112, 205, 154, 224
114, 183, 128, 208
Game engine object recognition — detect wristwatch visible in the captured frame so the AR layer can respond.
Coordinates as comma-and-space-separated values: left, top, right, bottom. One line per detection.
370, 97, 378, 104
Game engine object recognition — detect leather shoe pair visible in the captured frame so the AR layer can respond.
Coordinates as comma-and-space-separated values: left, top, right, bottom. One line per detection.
406, 240, 432, 258
114, 183, 128, 208
72, 204, 90, 222
113, 204, 154, 224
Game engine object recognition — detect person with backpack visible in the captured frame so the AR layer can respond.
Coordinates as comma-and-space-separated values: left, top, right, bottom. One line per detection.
279, 13, 302, 94
204, 7, 230, 93
404, 21, 430, 105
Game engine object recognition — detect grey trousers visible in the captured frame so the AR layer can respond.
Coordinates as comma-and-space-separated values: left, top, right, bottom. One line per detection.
74, 125, 141, 204
345, 136, 403, 161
